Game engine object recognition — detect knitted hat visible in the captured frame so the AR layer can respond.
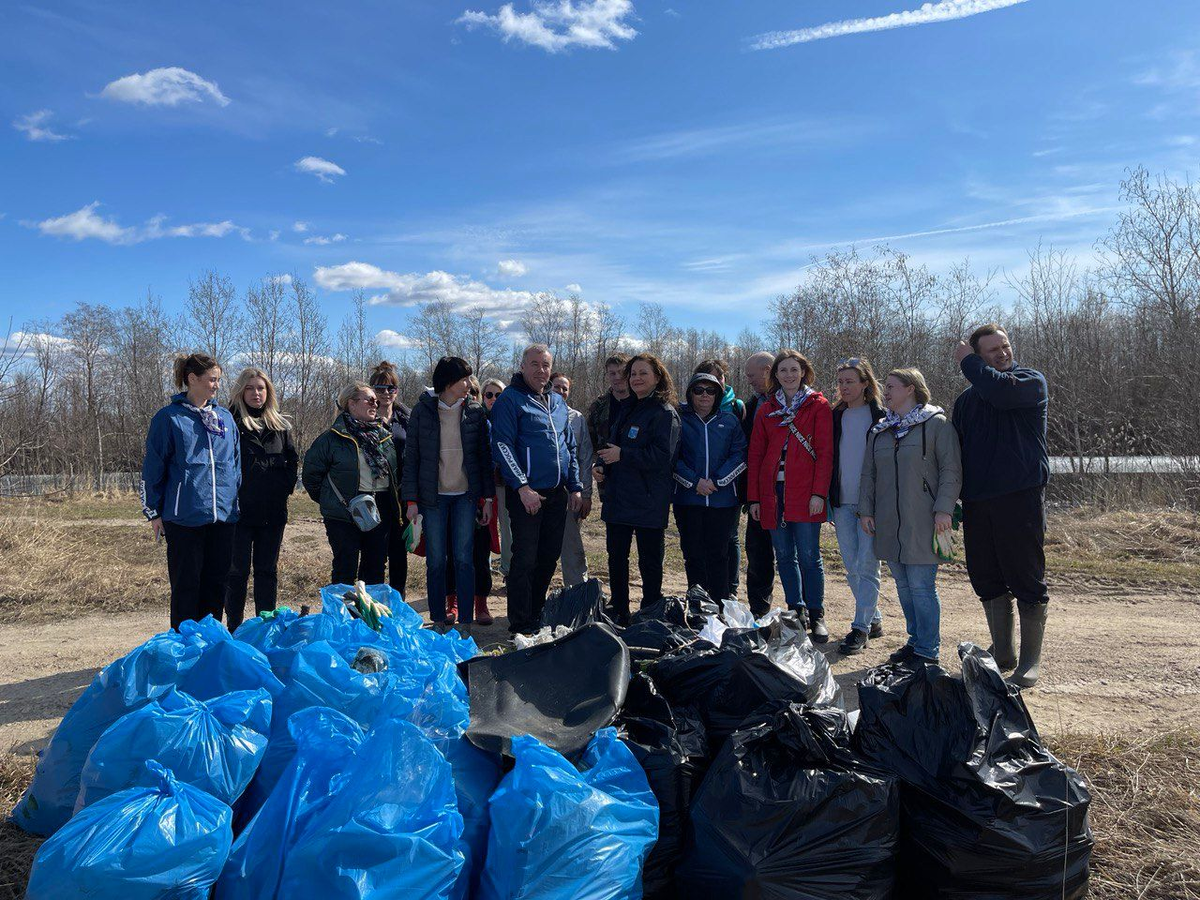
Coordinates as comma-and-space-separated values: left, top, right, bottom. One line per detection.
432, 356, 472, 393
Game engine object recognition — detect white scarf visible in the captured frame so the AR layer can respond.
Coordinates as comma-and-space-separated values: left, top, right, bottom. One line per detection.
872, 403, 943, 440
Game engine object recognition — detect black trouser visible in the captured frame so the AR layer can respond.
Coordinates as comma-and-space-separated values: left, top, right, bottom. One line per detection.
224, 521, 286, 631
324, 494, 390, 586
744, 511, 776, 616
962, 486, 1049, 605
163, 520, 237, 630
380, 490, 408, 597
445, 525, 493, 599
606, 522, 666, 618
675, 504, 740, 601
506, 486, 568, 634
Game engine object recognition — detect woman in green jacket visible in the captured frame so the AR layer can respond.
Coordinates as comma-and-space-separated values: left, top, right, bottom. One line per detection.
302, 381, 399, 586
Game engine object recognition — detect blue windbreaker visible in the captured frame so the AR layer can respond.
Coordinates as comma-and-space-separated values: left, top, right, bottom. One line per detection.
490, 374, 583, 493
141, 393, 241, 526
673, 406, 747, 508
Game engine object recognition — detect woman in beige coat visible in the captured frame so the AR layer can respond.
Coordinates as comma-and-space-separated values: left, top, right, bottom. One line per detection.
859, 368, 962, 664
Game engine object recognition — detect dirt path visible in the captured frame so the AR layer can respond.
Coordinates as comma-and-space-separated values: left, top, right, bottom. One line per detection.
2, 542, 1197, 756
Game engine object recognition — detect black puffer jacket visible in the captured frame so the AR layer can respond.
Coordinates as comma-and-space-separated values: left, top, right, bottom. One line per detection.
401, 392, 495, 509
235, 417, 299, 526
599, 395, 681, 529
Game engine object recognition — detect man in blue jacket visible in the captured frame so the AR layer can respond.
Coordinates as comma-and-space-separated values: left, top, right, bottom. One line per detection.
953, 323, 1050, 688
490, 344, 584, 635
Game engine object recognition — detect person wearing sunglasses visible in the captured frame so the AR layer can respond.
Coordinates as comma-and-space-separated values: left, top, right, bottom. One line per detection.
829, 357, 887, 655
302, 380, 399, 586
369, 361, 412, 598
673, 372, 747, 601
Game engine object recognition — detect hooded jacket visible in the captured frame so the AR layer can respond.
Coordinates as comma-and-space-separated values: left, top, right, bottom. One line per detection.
747, 390, 834, 527
599, 394, 681, 529
490, 373, 583, 494
234, 415, 299, 526
141, 393, 241, 527
401, 392, 494, 509
302, 413, 399, 524
674, 405, 747, 509
858, 411, 962, 565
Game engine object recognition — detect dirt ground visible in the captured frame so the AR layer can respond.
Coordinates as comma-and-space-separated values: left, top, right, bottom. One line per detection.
1, 511, 1197, 757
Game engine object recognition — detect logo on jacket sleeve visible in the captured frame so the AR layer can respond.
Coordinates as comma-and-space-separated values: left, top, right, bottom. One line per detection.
628, 425, 639, 438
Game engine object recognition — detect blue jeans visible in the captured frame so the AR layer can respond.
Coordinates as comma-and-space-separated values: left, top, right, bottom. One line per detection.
887, 561, 940, 659
831, 504, 882, 632
422, 494, 477, 623
770, 520, 825, 615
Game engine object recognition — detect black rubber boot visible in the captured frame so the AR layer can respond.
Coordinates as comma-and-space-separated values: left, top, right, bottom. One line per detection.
982, 593, 1017, 670
1010, 601, 1049, 688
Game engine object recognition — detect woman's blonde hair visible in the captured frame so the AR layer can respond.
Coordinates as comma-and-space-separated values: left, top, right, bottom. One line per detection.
886, 367, 932, 406
229, 367, 291, 432
481, 377, 506, 395
834, 357, 882, 408
337, 380, 376, 412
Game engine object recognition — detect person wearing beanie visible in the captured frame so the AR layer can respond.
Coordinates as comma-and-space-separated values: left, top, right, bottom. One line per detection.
674, 372, 747, 601
402, 356, 494, 630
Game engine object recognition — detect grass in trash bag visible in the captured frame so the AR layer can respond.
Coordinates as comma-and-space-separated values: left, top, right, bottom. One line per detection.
0, 754, 40, 900
1048, 729, 1200, 900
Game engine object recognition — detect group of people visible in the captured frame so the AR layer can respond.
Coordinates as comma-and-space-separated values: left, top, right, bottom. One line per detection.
141, 320, 1052, 687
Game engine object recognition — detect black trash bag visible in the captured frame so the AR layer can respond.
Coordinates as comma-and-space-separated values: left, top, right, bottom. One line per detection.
853, 642, 1094, 900
678, 702, 899, 900
616, 674, 708, 900
620, 619, 698, 663
462, 622, 630, 760
646, 610, 842, 758
635, 586, 719, 631
540, 578, 612, 631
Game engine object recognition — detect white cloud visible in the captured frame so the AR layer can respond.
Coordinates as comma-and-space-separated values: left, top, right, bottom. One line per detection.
458, 0, 637, 53
497, 258, 528, 278
31, 202, 249, 245
294, 156, 346, 183
13, 110, 72, 142
293, 221, 310, 233
376, 329, 419, 350
269, 230, 281, 241
100, 67, 230, 107
565, 282, 583, 293
270, 273, 293, 285
748, 0, 1031, 50
314, 261, 538, 316
615, 115, 873, 162
304, 233, 349, 245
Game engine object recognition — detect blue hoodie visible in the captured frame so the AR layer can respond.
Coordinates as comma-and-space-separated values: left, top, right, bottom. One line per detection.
673, 406, 747, 508
141, 393, 241, 526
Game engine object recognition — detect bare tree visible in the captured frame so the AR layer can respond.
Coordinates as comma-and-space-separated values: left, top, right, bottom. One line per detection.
184, 271, 242, 365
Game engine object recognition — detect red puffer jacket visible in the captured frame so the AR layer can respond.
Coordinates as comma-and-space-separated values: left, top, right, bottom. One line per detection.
747, 390, 834, 528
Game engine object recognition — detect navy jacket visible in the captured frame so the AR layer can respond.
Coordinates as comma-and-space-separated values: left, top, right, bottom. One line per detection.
235, 418, 298, 526
600, 395, 681, 529
490, 373, 583, 494
141, 393, 241, 527
952, 355, 1049, 502
402, 392, 495, 508
674, 406, 747, 508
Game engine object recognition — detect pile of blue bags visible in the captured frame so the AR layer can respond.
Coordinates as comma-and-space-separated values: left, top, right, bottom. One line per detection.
15, 584, 660, 900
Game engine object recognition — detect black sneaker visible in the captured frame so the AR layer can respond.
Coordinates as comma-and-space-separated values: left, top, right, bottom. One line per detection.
868, 621, 884, 639
839, 628, 869, 655
887, 645, 916, 664
809, 612, 829, 644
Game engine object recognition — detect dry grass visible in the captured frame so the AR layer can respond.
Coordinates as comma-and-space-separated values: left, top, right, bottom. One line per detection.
0, 755, 40, 900
1048, 729, 1200, 900
1046, 507, 1200, 588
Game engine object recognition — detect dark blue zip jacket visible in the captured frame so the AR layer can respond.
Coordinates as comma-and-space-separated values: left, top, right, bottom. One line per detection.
952, 355, 1049, 502
674, 406, 747, 508
600, 395, 681, 529
141, 393, 241, 526
490, 373, 583, 493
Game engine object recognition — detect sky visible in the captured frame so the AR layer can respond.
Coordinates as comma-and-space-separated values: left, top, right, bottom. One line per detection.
3, 0, 1200, 353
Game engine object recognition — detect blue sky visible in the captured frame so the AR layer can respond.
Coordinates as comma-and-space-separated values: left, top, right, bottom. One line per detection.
3, 0, 1200, 349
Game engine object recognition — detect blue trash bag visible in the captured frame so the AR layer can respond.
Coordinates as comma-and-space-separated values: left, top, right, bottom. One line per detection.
381, 652, 471, 744
75, 687, 272, 813
26, 760, 233, 900
277, 717, 466, 899
232, 607, 300, 651
479, 727, 659, 900
238, 640, 396, 821
321, 582, 426, 633
215, 707, 366, 900
12, 619, 280, 836
442, 737, 503, 900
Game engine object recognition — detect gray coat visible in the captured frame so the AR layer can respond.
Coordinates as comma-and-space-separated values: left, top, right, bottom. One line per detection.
568, 407, 594, 499
858, 412, 962, 565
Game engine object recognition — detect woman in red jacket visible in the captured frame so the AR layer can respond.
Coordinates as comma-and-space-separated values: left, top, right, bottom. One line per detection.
747, 350, 834, 642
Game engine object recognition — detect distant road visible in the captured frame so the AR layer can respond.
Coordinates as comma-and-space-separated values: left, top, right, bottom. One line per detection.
1050, 456, 1199, 474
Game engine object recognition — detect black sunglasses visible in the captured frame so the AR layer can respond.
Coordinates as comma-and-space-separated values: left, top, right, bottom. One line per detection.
370, 384, 397, 394
837, 357, 863, 368
691, 385, 719, 396
484, 391, 500, 399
